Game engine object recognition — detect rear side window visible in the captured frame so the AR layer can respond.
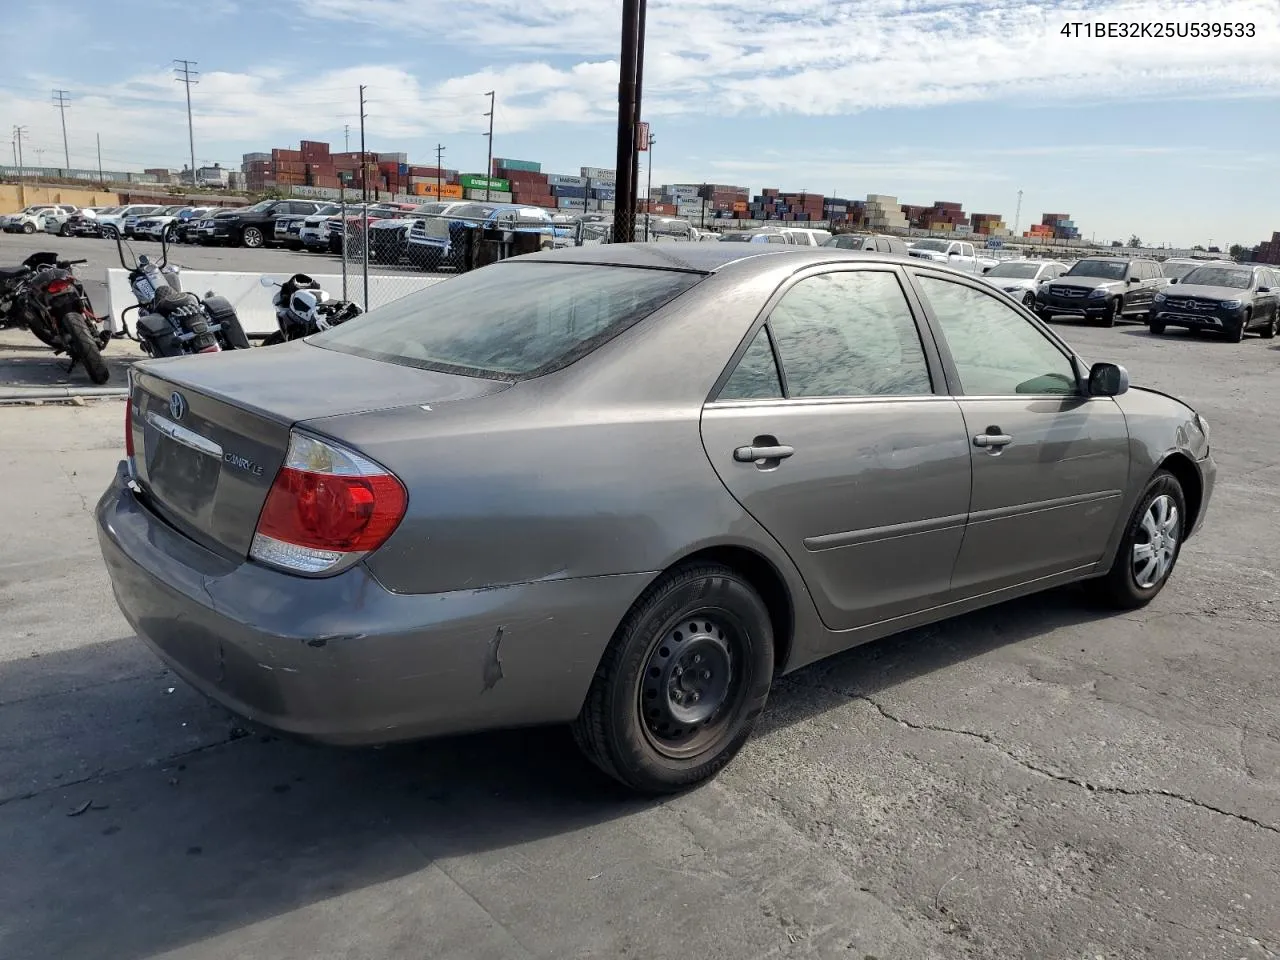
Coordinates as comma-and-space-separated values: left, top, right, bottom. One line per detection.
719, 329, 783, 400
313, 262, 702, 380
764, 270, 932, 398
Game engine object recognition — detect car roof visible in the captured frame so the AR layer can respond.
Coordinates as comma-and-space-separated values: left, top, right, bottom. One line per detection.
533, 242, 933, 274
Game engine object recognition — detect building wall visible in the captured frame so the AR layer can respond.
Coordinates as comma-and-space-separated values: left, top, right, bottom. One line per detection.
0, 184, 120, 214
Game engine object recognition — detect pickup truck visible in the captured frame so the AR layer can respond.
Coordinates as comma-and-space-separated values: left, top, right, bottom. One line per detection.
907, 238, 999, 274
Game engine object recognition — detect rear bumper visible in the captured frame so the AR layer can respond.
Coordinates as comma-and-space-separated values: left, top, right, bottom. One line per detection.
96, 462, 648, 745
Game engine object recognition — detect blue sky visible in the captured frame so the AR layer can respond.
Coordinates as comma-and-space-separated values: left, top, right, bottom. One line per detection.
4, 0, 1279, 247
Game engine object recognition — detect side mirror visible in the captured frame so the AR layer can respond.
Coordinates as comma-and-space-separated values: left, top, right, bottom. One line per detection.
259, 276, 277, 288
1169, 277, 1178, 284
1127, 276, 1140, 283
1088, 362, 1130, 397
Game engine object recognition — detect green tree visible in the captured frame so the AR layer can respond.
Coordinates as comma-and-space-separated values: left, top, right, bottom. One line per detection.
1128, 234, 1142, 248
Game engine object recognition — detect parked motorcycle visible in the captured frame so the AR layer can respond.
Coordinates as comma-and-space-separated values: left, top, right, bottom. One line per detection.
0, 251, 111, 383
115, 229, 250, 357
258, 273, 362, 345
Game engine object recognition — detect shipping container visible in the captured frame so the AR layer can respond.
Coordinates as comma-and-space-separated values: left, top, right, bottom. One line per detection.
464, 188, 514, 203
547, 173, 586, 187
494, 158, 541, 173
552, 185, 586, 199
558, 197, 587, 209
412, 182, 464, 199
459, 174, 510, 192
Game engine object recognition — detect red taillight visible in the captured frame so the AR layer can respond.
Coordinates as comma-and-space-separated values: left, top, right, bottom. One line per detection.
197, 344, 221, 354
45, 279, 73, 295
250, 433, 406, 575
124, 399, 134, 458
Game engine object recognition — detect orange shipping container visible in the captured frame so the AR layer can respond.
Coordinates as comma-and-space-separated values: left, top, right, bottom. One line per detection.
412, 182, 463, 199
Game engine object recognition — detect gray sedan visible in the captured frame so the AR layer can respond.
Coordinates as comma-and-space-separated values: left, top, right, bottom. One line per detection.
97, 244, 1216, 794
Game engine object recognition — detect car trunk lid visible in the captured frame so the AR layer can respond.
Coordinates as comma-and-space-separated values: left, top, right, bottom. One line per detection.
128, 341, 511, 559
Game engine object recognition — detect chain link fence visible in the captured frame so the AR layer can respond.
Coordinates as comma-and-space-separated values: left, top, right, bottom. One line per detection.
326, 200, 589, 311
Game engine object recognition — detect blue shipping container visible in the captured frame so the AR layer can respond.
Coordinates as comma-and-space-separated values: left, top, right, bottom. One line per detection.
592, 188, 616, 201
552, 185, 586, 199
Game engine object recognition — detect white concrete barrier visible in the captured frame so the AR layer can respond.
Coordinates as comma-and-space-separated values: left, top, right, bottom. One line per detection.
105, 270, 447, 337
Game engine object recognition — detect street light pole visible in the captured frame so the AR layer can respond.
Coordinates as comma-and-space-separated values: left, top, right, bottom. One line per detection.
644, 131, 655, 241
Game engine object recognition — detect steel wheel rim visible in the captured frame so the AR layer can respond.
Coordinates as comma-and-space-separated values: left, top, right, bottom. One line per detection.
1133, 494, 1180, 589
638, 610, 745, 759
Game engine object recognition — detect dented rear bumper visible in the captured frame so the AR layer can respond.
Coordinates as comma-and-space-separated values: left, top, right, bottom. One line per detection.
96, 461, 650, 745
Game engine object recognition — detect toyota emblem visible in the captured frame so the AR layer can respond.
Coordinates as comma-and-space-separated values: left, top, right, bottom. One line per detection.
169, 391, 187, 421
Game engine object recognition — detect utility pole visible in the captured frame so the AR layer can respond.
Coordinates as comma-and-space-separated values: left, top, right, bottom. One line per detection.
629, 0, 647, 226
1013, 188, 1023, 237
612, 0, 644, 244
643, 130, 655, 241
13, 126, 28, 203
53, 89, 71, 169
96, 133, 104, 186
174, 60, 199, 186
483, 90, 495, 200
344, 123, 350, 152
358, 86, 368, 203
435, 143, 445, 202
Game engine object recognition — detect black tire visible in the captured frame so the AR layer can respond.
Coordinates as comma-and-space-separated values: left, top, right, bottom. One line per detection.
201, 296, 251, 350
1087, 470, 1186, 610
260, 331, 286, 347
28, 318, 59, 347
241, 225, 265, 248
1100, 298, 1121, 327
1021, 292, 1035, 309
1036, 308, 1052, 322
58, 223, 72, 237
22, 222, 35, 235
1261, 315, 1277, 339
572, 563, 775, 795
1149, 319, 1166, 335
62, 312, 110, 384
1229, 313, 1248, 342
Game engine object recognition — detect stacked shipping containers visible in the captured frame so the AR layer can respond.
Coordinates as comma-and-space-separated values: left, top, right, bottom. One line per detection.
864, 195, 909, 231
1255, 231, 1280, 264
1040, 213, 1079, 240
923, 201, 970, 233
970, 213, 1010, 237
496, 161, 553, 209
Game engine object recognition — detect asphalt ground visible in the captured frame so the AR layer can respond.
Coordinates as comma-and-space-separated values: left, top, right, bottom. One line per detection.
0, 255, 1277, 959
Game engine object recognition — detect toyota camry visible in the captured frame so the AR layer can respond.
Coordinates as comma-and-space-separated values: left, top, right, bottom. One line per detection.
97, 244, 1216, 794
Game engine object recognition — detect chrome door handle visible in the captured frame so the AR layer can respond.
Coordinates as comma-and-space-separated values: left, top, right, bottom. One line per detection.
973, 433, 1013, 448
734, 444, 795, 462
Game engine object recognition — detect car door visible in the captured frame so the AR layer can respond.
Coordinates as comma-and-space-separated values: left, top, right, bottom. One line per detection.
1261, 269, 1280, 322
699, 265, 973, 631
909, 271, 1131, 595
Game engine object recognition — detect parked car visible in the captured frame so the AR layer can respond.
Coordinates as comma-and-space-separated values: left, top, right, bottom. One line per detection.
98, 244, 1214, 795
96, 205, 163, 240
65, 206, 119, 237
982, 259, 1070, 309
721, 229, 790, 245
2, 205, 73, 234
822, 234, 910, 255
1148, 263, 1279, 341
405, 202, 566, 270
1160, 258, 1233, 282
196, 199, 332, 248
39, 205, 82, 236
1035, 256, 1168, 326
173, 209, 215, 244
135, 206, 208, 241
906, 238, 998, 275
274, 203, 341, 250
776, 227, 832, 247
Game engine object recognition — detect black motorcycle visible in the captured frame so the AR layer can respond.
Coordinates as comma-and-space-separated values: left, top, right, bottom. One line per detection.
0, 252, 111, 383
115, 228, 250, 357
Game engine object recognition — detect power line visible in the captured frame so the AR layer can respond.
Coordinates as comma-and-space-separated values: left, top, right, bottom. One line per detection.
174, 59, 199, 184
53, 89, 71, 168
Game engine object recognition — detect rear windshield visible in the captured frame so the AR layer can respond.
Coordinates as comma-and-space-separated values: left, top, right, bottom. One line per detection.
312, 261, 704, 380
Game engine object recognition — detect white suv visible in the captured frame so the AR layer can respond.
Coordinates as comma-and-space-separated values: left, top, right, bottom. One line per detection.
2, 205, 76, 234
95, 205, 163, 240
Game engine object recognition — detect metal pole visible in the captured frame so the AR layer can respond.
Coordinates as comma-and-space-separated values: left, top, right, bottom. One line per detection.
53, 89, 71, 168
14, 127, 27, 205
629, 0, 646, 219
359, 85, 369, 311
612, 0, 640, 244
340, 193, 348, 301
175, 60, 199, 187
484, 91, 495, 201
436, 144, 444, 201
644, 133, 654, 241
96, 133, 104, 186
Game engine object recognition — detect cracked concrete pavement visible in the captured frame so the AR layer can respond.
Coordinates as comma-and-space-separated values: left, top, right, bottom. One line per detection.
0, 315, 1277, 959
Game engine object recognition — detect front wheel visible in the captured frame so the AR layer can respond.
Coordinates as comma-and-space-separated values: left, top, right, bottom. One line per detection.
21, 222, 35, 235
1021, 291, 1035, 309
241, 225, 265, 248
61, 312, 110, 384
101, 225, 118, 240
59, 223, 72, 237
1229, 313, 1248, 342
1087, 470, 1185, 609
1261, 315, 1277, 339
1149, 320, 1166, 335
572, 563, 775, 795
1100, 298, 1121, 327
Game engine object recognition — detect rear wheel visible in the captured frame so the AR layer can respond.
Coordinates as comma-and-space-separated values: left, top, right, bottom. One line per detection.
572, 563, 775, 794
1087, 470, 1185, 609
61, 312, 110, 384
